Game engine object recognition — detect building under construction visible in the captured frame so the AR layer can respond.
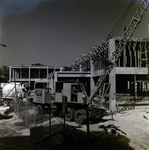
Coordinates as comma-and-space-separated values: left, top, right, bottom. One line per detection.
7, 0, 149, 112
91, 37, 149, 111
8, 37, 149, 111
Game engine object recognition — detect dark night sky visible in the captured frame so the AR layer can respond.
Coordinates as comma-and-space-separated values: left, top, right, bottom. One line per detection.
0, 0, 149, 67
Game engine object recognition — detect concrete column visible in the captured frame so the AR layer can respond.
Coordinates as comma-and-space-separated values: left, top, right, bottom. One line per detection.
12, 69, 15, 81
109, 69, 116, 112
132, 42, 137, 67
47, 66, 49, 78
134, 75, 137, 99
9, 66, 11, 82
29, 66, 31, 83
109, 39, 116, 111
15, 69, 19, 79
90, 59, 94, 94
54, 72, 58, 93
144, 42, 148, 67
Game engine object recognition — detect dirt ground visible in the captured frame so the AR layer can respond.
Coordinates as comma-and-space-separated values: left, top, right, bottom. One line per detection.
0, 105, 149, 150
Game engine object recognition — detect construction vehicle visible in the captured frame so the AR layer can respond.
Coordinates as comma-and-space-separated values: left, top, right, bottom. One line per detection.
29, 81, 108, 123
54, 82, 108, 122
0, 82, 29, 106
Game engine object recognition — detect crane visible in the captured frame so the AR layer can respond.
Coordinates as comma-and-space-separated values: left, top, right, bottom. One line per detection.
87, 0, 149, 104
72, 0, 149, 107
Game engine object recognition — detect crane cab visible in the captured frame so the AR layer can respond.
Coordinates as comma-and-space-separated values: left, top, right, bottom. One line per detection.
55, 83, 84, 104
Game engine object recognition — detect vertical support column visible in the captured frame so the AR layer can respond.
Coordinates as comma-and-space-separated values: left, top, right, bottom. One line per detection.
12, 69, 15, 82
90, 60, 95, 95
137, 47, 140, 67
134, 75, 137, 100
123, 46, 126, 67
109, 69, 116, 112
132, 42, 137, 67
54, 72, 58, 93
139, 43, 142, 67
109, 38, 116, 112
47, 66, 49, 79
20, 68, 22, 78
29, 66, 31, 84
128, 42, 132, 67
144, 42, 148, 67
9, 66, 11, 82
38, 69, 40, 78
14, 69, 17, 80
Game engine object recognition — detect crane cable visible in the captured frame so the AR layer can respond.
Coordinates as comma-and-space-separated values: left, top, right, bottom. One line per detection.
108, 0, 137, 59
90, 0, 137, 98
107, 0, 136, 40
69, 0, 137, 72
86, 0, 137, 67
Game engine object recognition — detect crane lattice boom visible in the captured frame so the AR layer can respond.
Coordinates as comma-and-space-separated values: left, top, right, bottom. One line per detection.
88, 0, 149, 103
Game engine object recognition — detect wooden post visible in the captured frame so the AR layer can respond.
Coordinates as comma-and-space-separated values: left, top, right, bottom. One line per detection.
86, 108, 90, 150
62, 96, 67, 140
49, 108, 51, 140
26, 100, 28, 127
14, 70, 17, 119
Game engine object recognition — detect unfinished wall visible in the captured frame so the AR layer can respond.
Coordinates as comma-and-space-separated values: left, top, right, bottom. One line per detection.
116, 38, 149, 68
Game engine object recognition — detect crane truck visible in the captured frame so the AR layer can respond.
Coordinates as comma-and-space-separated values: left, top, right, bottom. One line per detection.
28, 81, 108, 123
81, 0, 149, 111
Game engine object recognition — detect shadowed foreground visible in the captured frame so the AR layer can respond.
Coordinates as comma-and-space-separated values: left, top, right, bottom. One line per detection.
0, 123, 133, 150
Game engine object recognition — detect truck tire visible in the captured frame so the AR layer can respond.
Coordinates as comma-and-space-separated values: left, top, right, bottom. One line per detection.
74, 109, 86, 124
65, 108, 76, 121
